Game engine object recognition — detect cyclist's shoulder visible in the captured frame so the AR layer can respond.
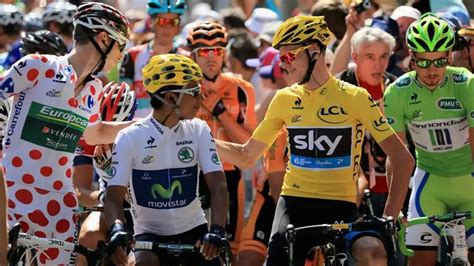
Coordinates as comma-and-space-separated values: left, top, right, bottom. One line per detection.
444, 66, 472, 87
221, 72, 252, 87
385, 71, 417, 93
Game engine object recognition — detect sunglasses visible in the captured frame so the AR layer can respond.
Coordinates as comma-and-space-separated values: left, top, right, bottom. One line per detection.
167, 85, 201, 97
413, 57, 449, 69
118, 42, 126, 52
279, 44, 313, 65
155, 17, 180, 27
193, 47, 225, 58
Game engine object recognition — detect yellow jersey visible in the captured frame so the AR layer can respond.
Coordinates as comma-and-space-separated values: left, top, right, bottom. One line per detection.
252, 76, 395, 203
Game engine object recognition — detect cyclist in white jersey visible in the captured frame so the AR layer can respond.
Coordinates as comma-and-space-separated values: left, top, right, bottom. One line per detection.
105, 54, 228, 265
2, 2, 133, 264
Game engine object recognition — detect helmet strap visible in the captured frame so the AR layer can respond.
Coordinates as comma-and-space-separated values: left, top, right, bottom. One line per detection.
467, 45, 474, 71
153, 92, 185, 124
88, 36, 116, 75
299, 48, 321, 85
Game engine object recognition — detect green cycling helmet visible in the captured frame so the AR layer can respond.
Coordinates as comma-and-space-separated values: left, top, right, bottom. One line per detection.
406, 12, 455, 52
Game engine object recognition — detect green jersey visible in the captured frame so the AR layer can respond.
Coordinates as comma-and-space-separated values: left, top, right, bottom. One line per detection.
384, 67, 474, 176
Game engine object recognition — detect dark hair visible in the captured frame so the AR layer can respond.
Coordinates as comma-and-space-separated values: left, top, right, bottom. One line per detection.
73, 24, 95, 45
311, 0, 347, 40
148, 85, 182, 110
220, 7, 246, 29
228, 35, 258, 70
46, 21, 74, 37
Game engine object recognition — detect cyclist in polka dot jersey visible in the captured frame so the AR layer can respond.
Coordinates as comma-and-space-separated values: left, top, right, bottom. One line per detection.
2, 3, 133, 265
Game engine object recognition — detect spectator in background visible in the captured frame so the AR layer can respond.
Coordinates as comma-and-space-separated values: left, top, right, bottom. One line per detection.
370, 16, 404, 76
22, 12, 44, 33
220, 7, 246, 31
254, 21, 282, 54
0, 4, 23, 70
119, 0, 186, 118
245, 8, 279, 37
311, 0, 348, 46
42, 1, 77, 50
453, 27, 474, 72
226, 35, 259, 84
390, 5, 421, 65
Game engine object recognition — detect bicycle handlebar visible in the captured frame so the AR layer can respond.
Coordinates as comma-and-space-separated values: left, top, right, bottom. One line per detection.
397, 211, 472, 257
8, 223, 106, 266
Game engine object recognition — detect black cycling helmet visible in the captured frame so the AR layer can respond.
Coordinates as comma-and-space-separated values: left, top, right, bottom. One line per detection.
73, 2, 130, 75
20, 30, 68, 56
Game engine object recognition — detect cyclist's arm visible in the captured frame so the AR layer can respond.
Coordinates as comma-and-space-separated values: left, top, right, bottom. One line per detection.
82, 120, 135, 146
0, 54, 45, 98
73, 162, 100, 207
104, 185, 127, 227
268, 172, 284, 203
216, 85, 257, 144
215, 138, 268, 169
379, 133, 414, 218
470, 128, 474, 163
204, 171, 228, 227
0, 169, 7, 266
356, 170, 368, 207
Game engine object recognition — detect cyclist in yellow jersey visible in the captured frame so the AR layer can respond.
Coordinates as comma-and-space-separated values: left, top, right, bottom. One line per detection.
215, 15, 415, 266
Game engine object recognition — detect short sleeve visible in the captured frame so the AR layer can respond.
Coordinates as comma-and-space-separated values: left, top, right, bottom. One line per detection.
383, 83, 407, 133
354, 88, 395, 143
0, 54, 45, 99
107, 130, 135, 186
197, 121, 223, 174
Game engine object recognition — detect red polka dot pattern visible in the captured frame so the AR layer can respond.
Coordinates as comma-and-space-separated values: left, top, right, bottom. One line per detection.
12, 157, 22, 167
40, 248, 60, 264
56, 219, 70, 233
45, 69, 55, 78
15, 189, 33, 204
47, 200, 60, 216
28, 210, 49, 226
35, 231, 46, 238
53, 180, 63, 190
40, 166, 53, 177
63, 193, 77, 208
19, 221, 29, 232
40, 56, 48, 63
27, 69, 39, 81
68, 98, 78, 108
58, 157, 68, 166
65, 168, 72, 178
8, 199, 15, 208
89, 113, 99, 123
90, 85, 96, 95
22, 174, 34, 184
34, 187, 49, 195
29, 149, 42, 160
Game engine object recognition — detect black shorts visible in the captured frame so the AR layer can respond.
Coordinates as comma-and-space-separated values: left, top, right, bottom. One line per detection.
134, 223, 220, 266
266, 196, 361, 266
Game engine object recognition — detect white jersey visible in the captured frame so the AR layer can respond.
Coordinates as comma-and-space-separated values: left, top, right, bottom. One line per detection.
0, 54, 103, 193
108, 115, 223, 235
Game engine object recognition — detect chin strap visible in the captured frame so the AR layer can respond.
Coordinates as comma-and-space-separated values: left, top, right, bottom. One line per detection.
298, 48, 322, 85
153, 93, 185, 124
89, 36, 116, 75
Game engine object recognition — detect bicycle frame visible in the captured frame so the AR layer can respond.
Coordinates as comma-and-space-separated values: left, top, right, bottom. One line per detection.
397, 211, 471, 265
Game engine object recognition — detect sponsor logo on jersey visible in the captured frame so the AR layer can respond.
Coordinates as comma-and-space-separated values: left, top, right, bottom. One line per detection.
53, 71, 66, 84
368, 95, 378, 108
410, 117, 466, 129
352, 123, 363, 181
395, 76, 411, 87
410, 92, 421, 105
176, 140, 193, 146
412, 110, 422, 120
7, 92, 26, 140
452, 73, 468, 83
372, 116, 390, 132
46, 89, 61, 98
0, 77, 15, 95
142, 155, 154, 164
291, 115, 302, 123
145, 136, 157, 149
21, 102, 87, 153
470, 111, 474, 119
292, 97, 303, 110
437, 98, 462, 110
212, 153, 221, 165
132, 166, 197, 209
317, 106, 349, 124
178, 147, 194, 163
288, 127, 352, 169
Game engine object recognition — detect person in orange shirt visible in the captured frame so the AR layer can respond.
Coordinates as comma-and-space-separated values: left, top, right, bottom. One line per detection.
186, 21, 257, 260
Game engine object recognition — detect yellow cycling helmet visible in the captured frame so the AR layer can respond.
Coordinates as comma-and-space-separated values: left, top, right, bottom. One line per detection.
272, 15, 333, 49
142, 54, 202, 94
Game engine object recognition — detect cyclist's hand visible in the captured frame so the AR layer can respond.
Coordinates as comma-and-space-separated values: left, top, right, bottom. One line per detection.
200, 224, 225, 260
202, 92, 226, 117
107, 223, 132, 265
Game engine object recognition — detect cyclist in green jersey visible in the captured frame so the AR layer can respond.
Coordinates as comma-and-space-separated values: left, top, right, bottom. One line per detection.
384, 13, 474, 266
